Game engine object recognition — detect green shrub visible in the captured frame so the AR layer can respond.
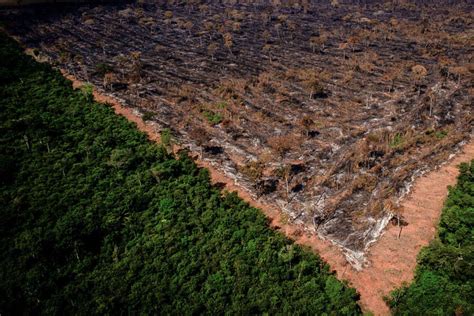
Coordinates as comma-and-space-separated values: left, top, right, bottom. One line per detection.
141, 109, 154, 121
389, 133, 404, 149
203, 110, 222, 125
95, 62, 113, 76
80, 82, 94, 102
160, 127, 173, 149
435, 130, 448, 139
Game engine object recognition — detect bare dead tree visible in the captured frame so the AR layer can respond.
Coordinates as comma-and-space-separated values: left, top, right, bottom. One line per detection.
223, 32, 234, 56
411, 64, 428, 95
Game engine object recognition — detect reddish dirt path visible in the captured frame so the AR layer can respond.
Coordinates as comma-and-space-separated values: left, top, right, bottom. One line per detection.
62, 73, 473, 316
328, 141, 474, 314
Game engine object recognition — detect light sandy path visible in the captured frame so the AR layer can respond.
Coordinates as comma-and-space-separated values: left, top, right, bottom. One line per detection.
63, 73, 473, 315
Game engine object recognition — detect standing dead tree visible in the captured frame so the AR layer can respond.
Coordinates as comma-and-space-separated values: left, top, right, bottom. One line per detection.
268, 134, 299, 157
411, 64, 428, 95
390, 213, 408, 239
189, 126, 211, 158
382, 66, 403, 93
275, 164, 292, 203
299, 69, 330, 100
223, 32, 234, 56
239, 160, 265, 194
207, 42, 218, 61
129, 51, 142, 83
299, 115, 314, 138
309, 32, 328, 53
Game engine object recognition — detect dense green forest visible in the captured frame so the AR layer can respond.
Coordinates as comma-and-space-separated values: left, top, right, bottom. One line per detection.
0, 33, 361, 314
389, 160, 474, 315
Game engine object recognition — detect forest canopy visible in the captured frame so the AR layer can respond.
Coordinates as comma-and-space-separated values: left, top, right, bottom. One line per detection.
0, 33, 361, 315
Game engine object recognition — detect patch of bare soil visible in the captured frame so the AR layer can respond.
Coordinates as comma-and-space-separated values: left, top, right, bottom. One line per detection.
62, 71, 473, 315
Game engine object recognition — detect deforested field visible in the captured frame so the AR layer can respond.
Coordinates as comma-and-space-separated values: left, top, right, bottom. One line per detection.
3, 0, 472, 265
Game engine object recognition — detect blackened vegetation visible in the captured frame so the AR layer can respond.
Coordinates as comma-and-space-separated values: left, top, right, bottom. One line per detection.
256, 177, 278, 197
1, 0, 472, 264
204, 145, 224, 155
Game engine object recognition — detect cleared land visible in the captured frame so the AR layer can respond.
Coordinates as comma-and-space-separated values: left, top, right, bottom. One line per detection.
2, 1, 472, 267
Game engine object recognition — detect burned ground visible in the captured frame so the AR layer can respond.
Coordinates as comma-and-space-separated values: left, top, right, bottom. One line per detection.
2, 0, 472, 266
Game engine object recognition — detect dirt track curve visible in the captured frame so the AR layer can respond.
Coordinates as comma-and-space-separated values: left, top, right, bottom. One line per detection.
65, 72, 473, 315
